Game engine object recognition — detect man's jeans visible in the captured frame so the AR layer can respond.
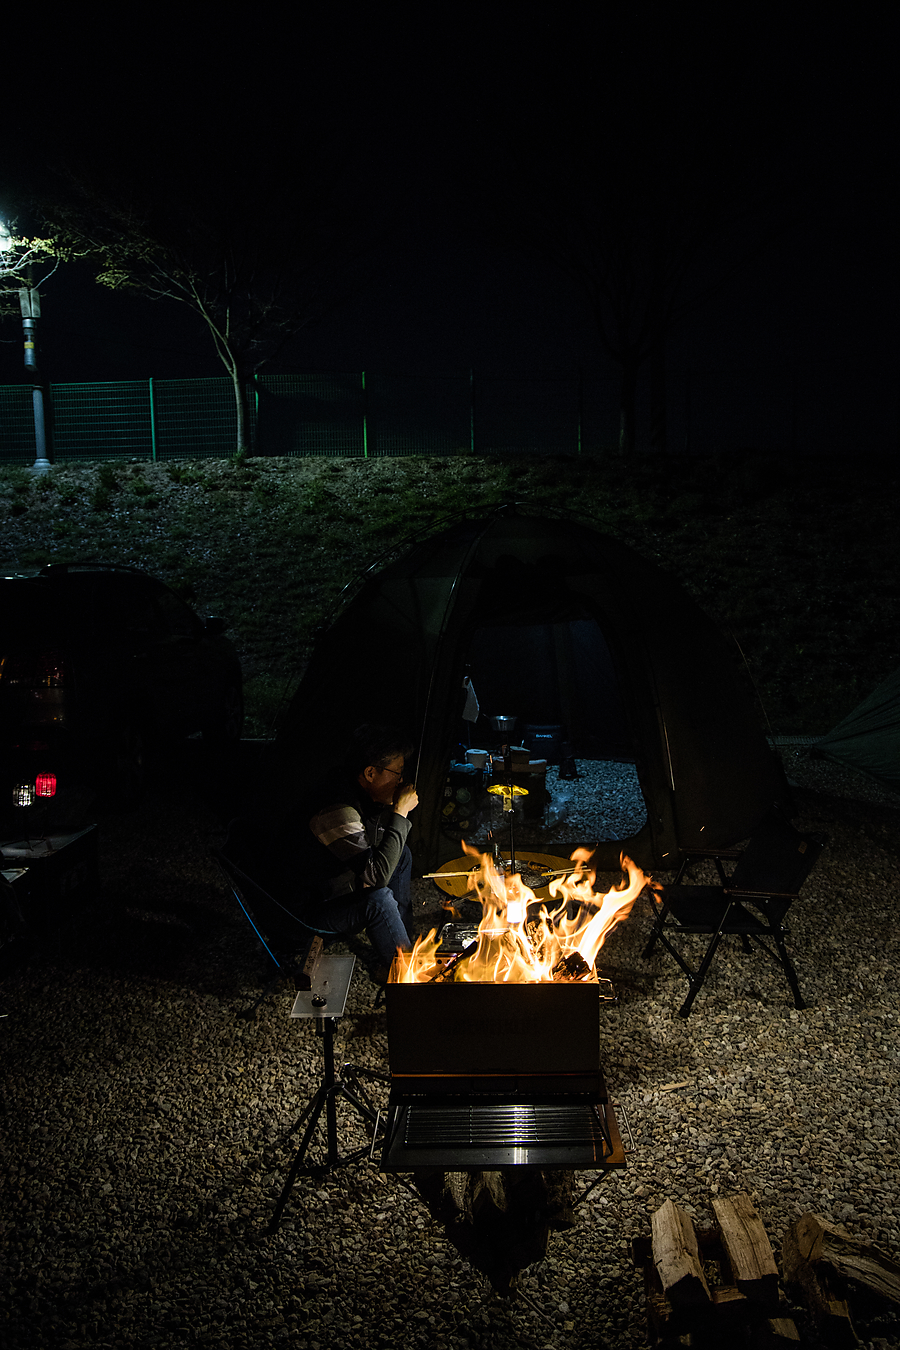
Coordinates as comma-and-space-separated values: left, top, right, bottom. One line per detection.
302, 846, 413, 966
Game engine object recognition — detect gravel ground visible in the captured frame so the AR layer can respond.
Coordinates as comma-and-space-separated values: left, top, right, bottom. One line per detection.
2, 745, 899, 1349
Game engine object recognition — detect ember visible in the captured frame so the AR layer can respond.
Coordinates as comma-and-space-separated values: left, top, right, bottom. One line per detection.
393, 844, 653, 983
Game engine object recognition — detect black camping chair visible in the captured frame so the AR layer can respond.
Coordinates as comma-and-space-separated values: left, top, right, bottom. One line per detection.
642, 812, 826, 1018
213, 819, 341, 1018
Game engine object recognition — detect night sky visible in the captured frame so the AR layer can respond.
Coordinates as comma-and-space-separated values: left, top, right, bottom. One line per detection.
2, 10, 897, 454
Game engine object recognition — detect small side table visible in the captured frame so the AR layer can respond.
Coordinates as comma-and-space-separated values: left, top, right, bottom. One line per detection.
268, 954, 388, 1233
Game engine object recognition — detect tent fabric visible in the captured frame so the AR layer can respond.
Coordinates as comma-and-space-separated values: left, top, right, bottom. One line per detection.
267, 508, 792, 872
813, 667, 900, 795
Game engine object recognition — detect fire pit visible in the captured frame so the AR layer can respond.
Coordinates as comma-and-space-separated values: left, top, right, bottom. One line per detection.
379, 846, 649, 1173
381, 980, 625, 1169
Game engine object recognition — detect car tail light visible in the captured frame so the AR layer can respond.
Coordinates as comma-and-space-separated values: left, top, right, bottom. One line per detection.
0, 649, 67, 687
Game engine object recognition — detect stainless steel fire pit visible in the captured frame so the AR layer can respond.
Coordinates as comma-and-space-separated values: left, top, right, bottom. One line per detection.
380, 980, 626, 1171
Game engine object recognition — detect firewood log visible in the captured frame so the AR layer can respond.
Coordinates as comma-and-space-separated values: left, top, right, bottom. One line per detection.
762, 1317, 803, 1346
651, 1199, 712, 1308
790, 1212, 900, 1307
710, 1284, 752, 1319
782, 1216, 860, 1348
712, 1194, 780, 1311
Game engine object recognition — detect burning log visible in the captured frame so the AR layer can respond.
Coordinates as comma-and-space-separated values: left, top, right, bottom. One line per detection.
394, 844, 653, 985
782, 1213, 900, 1348
551, 950, 593, 982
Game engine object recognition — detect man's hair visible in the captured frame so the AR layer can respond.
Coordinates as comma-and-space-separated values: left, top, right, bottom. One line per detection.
343, 723, 415, 777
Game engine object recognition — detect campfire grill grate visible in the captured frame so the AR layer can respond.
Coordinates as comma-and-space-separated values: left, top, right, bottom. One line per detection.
404, 1103, 608, 1148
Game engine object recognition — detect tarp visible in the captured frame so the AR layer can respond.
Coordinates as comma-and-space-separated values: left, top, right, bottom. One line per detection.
813, 666, 900, 795
267, 508, 792, 871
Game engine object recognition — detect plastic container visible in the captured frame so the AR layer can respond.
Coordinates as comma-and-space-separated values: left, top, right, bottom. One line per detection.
523, 724, 564, 764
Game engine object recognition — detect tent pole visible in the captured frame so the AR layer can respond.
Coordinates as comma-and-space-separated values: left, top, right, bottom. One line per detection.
413, 514, 504, 868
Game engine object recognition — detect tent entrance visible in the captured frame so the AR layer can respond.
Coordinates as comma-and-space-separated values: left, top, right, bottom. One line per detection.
465, 618, 632, 760
455, 618, 649, 851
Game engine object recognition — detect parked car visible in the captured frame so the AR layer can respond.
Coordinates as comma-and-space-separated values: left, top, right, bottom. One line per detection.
0, 562, 243, 833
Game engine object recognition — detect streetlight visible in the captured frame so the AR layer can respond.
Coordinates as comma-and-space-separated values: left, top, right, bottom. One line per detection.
0, 217, 53, 472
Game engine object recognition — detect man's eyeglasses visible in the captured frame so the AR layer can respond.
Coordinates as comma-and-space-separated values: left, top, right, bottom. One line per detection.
379, 766, 404, 780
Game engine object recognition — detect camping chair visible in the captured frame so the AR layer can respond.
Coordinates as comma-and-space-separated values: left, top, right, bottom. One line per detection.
213, 819, 340, 1018
642, 812, 826, 1018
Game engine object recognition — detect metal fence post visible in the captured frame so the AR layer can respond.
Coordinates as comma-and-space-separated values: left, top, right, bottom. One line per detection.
683, 369, 692, 455
148, 377, 157, 462
577, 371, 583, 455
469, 368, 475, 454
361, 370, 368, 458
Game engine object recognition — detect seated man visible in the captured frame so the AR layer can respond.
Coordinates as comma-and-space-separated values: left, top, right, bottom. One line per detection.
298, 724, 418, 980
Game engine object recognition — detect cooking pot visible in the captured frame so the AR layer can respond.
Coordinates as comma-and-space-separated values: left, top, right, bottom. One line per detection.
489, 714, 517, 735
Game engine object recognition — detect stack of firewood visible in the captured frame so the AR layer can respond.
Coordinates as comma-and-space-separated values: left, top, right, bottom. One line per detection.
634, 1196, 900, 1347
633, 1194, 796, 1346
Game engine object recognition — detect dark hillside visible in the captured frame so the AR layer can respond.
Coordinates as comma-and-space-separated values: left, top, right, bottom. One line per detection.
1, 453, 896, 736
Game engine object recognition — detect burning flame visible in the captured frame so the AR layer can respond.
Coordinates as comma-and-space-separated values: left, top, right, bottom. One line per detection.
392, 845, 653, 984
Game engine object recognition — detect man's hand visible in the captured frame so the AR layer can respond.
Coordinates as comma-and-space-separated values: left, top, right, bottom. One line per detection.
393, 782, 419, 817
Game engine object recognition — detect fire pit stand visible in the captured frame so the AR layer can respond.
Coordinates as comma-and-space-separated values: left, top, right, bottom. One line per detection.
377, 979, 632, 1295
267, 954, 388, 1234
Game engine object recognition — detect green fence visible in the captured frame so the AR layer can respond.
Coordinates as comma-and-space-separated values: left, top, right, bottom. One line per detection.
256, 374, 366, 456
0, 377, 252, 462
0, 371, 610, 464
0, 385, 37, 460
6, 365, 886, 463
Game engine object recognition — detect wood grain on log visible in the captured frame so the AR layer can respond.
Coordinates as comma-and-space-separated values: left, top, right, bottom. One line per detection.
764, 1316, 803, 1346
712, 1193, 780, 1310
651, 1199, 711, 1307
782, 1217, 860, 1348
793, 1212, 900, 1306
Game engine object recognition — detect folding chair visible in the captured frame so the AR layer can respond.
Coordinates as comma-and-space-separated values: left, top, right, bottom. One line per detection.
642, 813, 826, 1018
213, 819, 339, 1018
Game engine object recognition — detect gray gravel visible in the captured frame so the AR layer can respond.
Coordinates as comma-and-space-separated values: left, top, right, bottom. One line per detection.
466, 760, 650, 853
2, 745, 900, 1349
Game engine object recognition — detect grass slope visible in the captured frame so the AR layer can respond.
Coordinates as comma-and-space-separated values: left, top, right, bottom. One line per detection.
1, 452, 897, 737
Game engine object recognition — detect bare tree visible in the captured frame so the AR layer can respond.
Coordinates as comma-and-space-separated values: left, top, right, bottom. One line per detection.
28, 125, 377, 454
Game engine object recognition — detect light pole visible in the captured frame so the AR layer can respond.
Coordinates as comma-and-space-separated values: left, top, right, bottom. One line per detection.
19, 285, 50, 471
0, 218, 53, 472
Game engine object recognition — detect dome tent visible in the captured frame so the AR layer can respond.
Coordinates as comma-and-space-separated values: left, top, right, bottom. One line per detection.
269, 508, 792, 872
812, 666, 900, 796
